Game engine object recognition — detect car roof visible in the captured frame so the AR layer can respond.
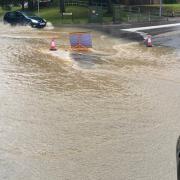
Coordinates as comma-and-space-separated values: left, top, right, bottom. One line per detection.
6, 11, 27, 14
16, 11, 24, 14
5, 11, 20, 14
5, 11, 39, 18
18, 11, 36, 16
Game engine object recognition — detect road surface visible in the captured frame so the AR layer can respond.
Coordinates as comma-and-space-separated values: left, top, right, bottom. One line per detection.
0, 23, 180, 180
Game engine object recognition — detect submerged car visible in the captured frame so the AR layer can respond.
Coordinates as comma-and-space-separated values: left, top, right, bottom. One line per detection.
3, 11, 47, 28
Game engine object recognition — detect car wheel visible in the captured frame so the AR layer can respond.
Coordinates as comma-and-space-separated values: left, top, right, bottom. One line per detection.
31, 23, 36, 28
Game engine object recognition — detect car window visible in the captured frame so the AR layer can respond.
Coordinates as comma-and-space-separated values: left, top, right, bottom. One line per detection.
22, 12, 35, 17
15, 12, 24, 18
7, 12, 16, 18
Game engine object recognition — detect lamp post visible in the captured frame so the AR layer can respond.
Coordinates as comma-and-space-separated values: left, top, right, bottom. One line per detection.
159, 0, 162, 17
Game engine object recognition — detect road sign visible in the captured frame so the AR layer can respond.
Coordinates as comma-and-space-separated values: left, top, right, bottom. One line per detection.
62, 12, 73, 23
63, 12, 73, 16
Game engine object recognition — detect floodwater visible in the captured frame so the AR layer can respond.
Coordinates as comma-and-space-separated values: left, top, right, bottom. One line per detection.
0, 23, 180, 180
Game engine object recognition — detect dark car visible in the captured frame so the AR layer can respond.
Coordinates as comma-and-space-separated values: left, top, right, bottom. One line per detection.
3, 11, 47, 28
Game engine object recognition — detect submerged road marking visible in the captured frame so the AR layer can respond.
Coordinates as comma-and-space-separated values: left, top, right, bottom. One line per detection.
122, 23, 180, 32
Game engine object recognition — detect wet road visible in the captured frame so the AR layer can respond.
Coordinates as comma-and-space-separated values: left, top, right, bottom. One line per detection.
0, 23, 180, 180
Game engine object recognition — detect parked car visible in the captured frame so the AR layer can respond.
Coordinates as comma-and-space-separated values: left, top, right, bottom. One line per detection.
3, 11, 47, 28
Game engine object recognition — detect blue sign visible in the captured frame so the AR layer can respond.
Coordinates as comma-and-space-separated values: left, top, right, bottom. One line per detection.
69, 33, 92, 48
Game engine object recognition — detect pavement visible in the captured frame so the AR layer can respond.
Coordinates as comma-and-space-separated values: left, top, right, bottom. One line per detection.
79, 16, 180, 42
55, 16, 180, 45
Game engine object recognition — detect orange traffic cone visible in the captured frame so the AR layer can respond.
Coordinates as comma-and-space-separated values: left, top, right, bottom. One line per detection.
144, 35, 152, 47
50, 39, 57, 51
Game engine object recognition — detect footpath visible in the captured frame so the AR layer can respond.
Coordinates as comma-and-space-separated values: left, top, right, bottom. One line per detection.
76, 17, 180, 41
55, 17, 180, 41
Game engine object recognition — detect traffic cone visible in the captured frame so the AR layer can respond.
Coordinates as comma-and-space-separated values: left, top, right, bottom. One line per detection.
145, 35, 152, 47
50, 39, 57, 51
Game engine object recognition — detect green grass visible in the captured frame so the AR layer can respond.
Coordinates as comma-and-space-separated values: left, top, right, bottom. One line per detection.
36, 6, 113, 25
36, 6, 89, 25
0, 8, 6, 17
0, 6, 19, 17
148, 3, 180, 11
0, 5, 113, 25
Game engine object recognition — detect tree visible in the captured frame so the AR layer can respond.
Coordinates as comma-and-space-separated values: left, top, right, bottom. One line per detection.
88, 0, 93, 6
59, 0, 65, 13
0, 0, 12, 7
107, 0, 113, 13
164, 0, 176, 3
27, 0, 35, 10
21, 0, 25, 10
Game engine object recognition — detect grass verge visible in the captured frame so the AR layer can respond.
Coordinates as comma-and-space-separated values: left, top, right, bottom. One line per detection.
37, 6, 112, 25
149, 3, 180, 11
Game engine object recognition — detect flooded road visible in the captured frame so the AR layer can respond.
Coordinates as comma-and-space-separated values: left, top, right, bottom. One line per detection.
1, 23, 180, 180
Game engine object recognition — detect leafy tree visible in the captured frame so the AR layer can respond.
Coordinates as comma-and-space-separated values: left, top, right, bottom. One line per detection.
88, 0, 93, 6
107, 0, 113, 13
59, 0, 65, 13
0, 0, 12, 7
19, 0, 25, 10
164, 0, 177, 3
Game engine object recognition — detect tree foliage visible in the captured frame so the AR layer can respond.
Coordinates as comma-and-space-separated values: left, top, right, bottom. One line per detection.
0, 0, 133, 14
164, 0, 177, 3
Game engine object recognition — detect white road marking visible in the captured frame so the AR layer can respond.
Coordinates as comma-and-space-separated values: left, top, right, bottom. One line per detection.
122, 23, 180, 32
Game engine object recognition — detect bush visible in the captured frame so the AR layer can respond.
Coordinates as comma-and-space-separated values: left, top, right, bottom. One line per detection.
164, 0, 177, 4
2, 5, 11, 10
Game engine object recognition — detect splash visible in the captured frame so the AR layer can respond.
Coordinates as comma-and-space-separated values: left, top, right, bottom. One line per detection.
40, 48, 73, 65
44, 22, 54, 30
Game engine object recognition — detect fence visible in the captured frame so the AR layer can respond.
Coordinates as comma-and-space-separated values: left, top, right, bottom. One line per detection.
60, 4, 174, 24
113, 5, 168, 23
89, 6, 103, 23
64, 0, 88, 7
64, 0, 107, 7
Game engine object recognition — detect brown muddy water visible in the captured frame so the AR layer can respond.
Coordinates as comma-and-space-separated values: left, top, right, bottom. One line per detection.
0, 23, 180, 180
